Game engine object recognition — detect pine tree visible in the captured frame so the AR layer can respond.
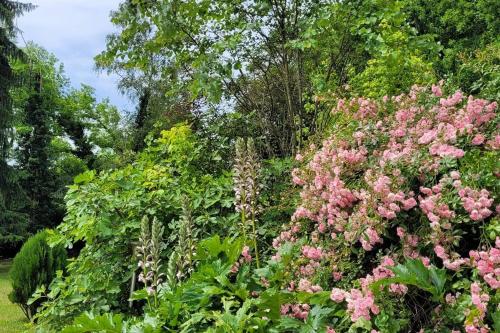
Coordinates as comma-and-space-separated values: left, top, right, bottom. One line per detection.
0, 0, 34, 253
0, 0, 34, 181
19, 74, 57, 231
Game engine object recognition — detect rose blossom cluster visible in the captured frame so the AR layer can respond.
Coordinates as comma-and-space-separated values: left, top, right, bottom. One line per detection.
419, 183, 455, 230
280, 303, 310, 320
366, 170, 418, 219
458, 187, 494, 221
359, 227, 383, 251
336, 97, 378, 120
465, 283, 491, 333
469, 238, 500, 289
346, 289, 380, 321
230, 245, 253, 273
272, 225, 300, 250
302, 245, 324, 260
271, 84, 498, 330
289, 85, 497, 257
330, 287, 379, 322
297, 278, 323, 293
360, 257, 408, 295
448, 171, 494, 221
397, 227, 420, 258
434, 244, 467, 271
329, 257, 407, 322
297, 245, 327, 278
299, 260, 320, 277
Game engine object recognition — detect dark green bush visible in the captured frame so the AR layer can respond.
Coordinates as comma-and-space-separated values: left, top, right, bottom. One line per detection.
8, 230, 66, 320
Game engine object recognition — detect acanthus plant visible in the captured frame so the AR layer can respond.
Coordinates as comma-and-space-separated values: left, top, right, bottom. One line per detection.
272, 82, 499, 332
136, 216, 166, 310
167, 195, 197, 287
233, 137, 262, 268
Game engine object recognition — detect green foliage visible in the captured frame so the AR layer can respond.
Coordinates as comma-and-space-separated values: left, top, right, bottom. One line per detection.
451, 41, 500, 101
18, 73, 57, 231
34, 125, 235, 330
61, 312, 126, 333
0, 166, 28, 256
259, 158, 296, 254
276, 306, 335, 333
61, 311, 162, 333
8, 230, 66, 320
0, 0, 33, 164
372, 259, 447, 302
403, 0, 500, 101
95, 0, 345, 157
157, 235, 262, 332
349, 0, 437, 97
1, 42, 130, 250
59, 84, 131, 168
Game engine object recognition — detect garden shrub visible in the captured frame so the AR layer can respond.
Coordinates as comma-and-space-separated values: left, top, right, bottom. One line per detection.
451, 41, 500, 101
33, 124, 236, 330
8, 230, 66, 320
272, 83, 499, 331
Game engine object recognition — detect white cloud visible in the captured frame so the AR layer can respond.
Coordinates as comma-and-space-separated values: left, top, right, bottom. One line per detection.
16, 0, 133, 112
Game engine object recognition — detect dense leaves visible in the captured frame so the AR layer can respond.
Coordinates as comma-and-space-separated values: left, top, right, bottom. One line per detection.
33, 125, 236, 330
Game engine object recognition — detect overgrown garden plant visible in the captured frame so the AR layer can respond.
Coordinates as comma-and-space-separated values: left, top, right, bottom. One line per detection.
135, 216, 165, 310
273, 83, 499, 332
166, 195, 196, 287
32, 125, 236, 330
234, 137, 262, 268
51, 84, 499, 333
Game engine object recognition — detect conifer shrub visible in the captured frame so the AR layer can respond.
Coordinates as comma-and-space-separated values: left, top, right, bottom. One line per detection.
8, 230, 66, 320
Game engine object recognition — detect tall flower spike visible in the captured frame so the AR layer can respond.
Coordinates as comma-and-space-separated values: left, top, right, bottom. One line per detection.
234, 137, 249, 240
137, 216, 151, 285
233, 137, 262, 268
246, 137, 261, 268
166, 250, 180, 289
150, 218, 165, 284
246, 138, 262, 211
135, 216, 166, 310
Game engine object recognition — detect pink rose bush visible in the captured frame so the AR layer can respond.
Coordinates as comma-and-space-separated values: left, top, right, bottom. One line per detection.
270, 83, 499, 332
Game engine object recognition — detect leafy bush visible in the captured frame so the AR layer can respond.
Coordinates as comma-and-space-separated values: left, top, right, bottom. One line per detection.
451, 41, 500, 101
33, 125, 236, 330
276, 83, 499, 331
8, 230, 66, 320
348, 0, 437, 98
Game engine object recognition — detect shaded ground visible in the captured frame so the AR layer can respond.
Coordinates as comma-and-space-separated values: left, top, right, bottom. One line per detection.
0, 260, 30, 333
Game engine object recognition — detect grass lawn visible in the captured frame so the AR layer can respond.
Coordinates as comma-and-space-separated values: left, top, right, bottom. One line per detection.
0, 260, 31, 333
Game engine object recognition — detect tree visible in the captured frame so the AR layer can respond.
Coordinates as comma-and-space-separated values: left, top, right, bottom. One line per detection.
404, 0, 499, 76
11, 44, 129, 232
0, 0, 34, 254
0, 0, 34, 166
59, 84, 132, 170
97, 0, 442, 158
403, 0, 500, 98
18, 73, 57, 231
95, 1, 195, 153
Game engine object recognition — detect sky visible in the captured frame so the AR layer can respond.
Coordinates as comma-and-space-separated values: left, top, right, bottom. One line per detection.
16, 0, 133, 112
